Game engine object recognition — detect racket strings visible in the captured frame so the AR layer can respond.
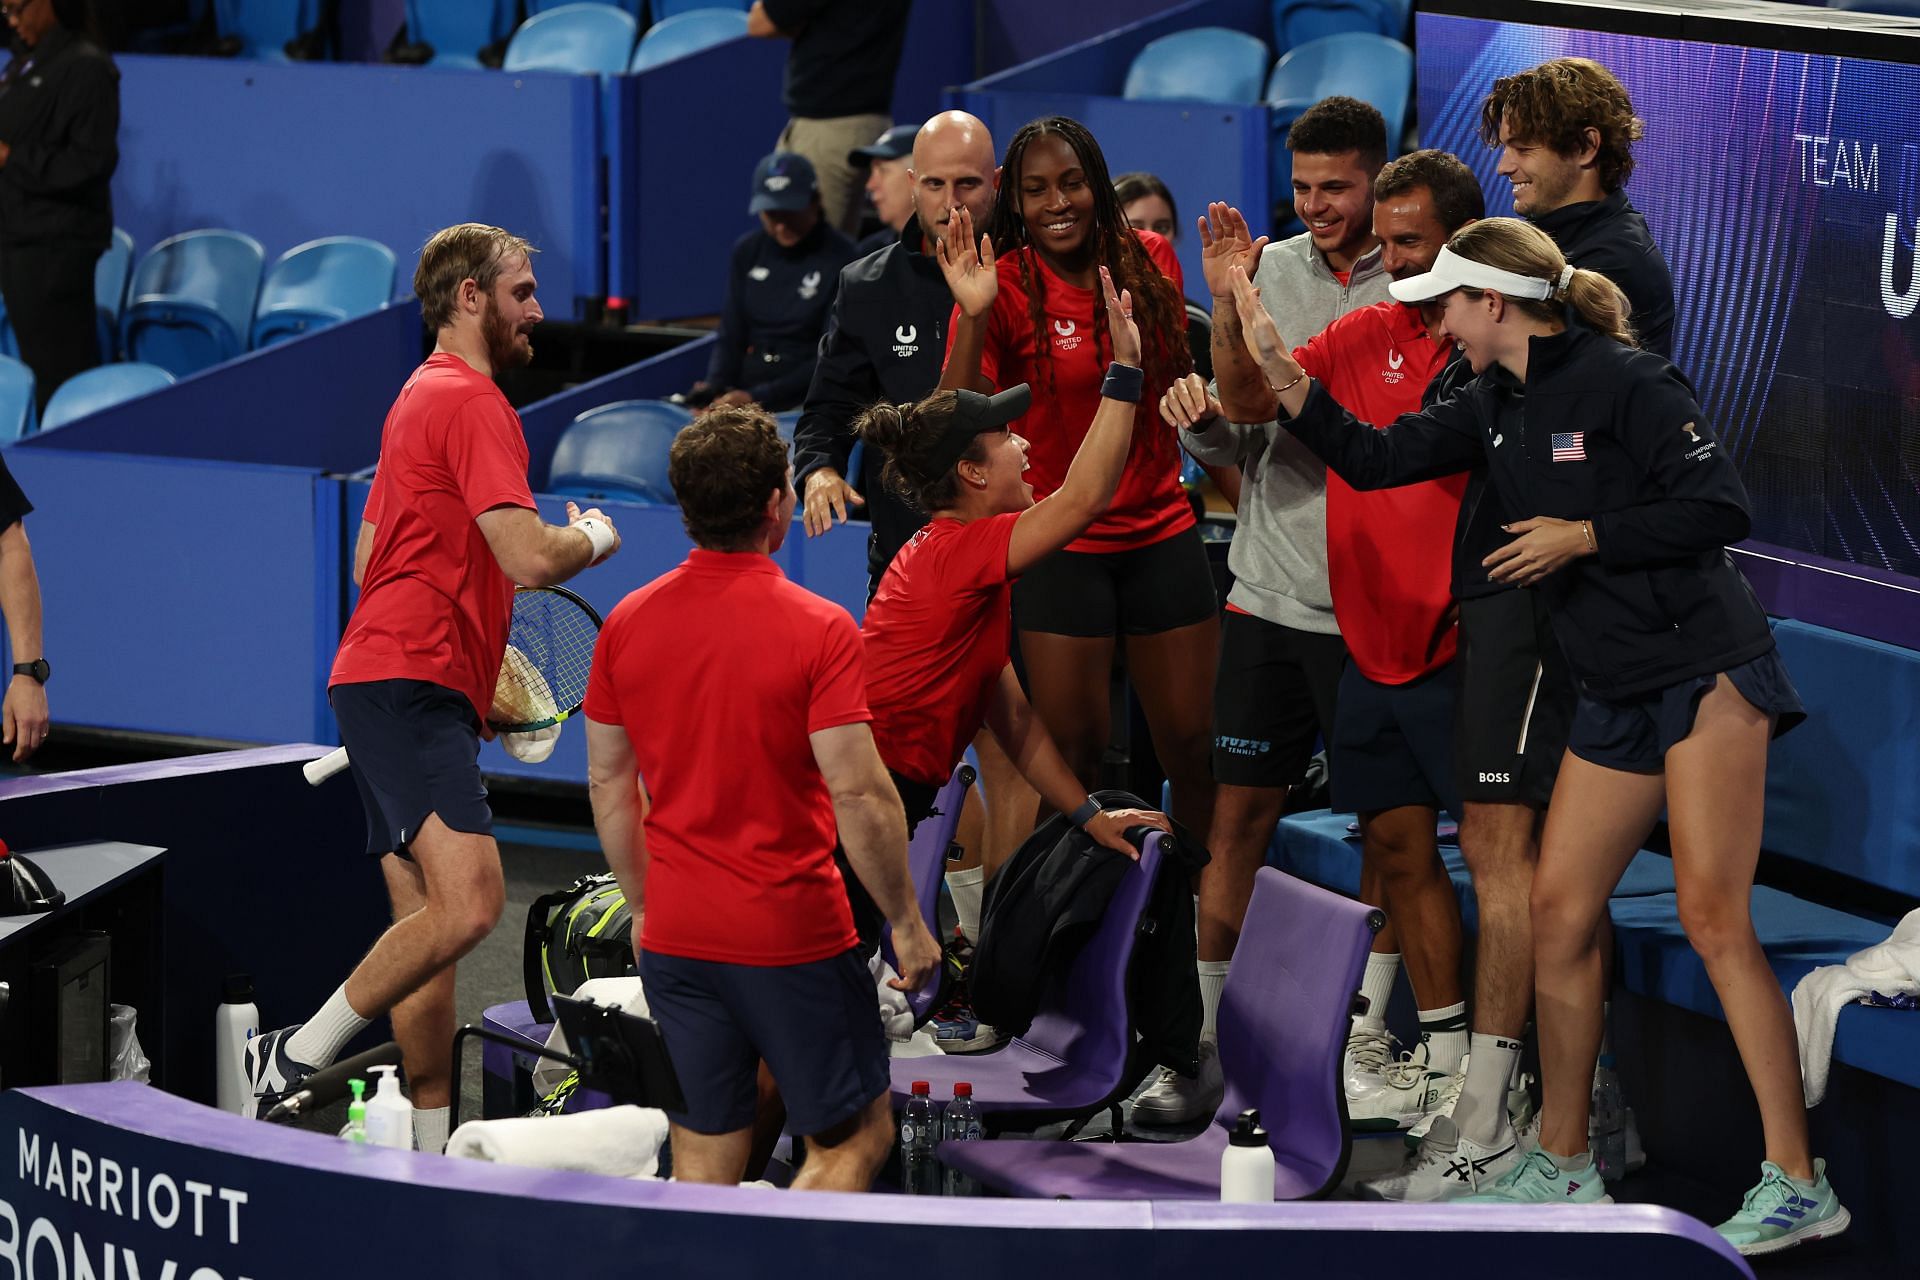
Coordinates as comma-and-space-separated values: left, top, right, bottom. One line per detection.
496, 588, 601, 730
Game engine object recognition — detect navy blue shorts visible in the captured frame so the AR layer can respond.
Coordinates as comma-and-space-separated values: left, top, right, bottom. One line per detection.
1211, 609, 1346, 788
638, 946, 889, 1137
1567, 650, 1807, 774
1330, 662, 1461, 817
330, 678, 492, 858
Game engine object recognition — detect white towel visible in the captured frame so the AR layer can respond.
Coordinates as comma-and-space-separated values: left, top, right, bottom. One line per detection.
1791, 907, 1920, 1106
446, 1104, 669, 1178
533, 975, 650, 1096
870, 953, 919, 1042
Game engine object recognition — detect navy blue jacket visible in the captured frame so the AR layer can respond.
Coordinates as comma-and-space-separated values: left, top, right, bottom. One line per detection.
707, 220, 858, 410
793, 221, 951, 592
1286, 326, 1772, 699
0, 27, 118, 250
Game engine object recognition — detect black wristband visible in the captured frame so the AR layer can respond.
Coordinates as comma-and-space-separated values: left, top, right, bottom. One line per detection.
1069, 796, 1104, 828
1100, 362, 1144, 403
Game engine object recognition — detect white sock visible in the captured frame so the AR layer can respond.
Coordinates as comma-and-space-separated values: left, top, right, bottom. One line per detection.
414, 1105, 450, 1154
1453, 1032, 1524, 1146
1357, 951, 1400, 1030
1197, 959, 1230, 1044
1417, 1001, 1469, 1075
945, 866, 985, 944
284, 984, 371, 1069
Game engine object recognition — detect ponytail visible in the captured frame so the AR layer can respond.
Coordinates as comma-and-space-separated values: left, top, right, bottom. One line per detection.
1445, 217, 1639, 348
854, 391, 983, 514
1559, 267, 1636, 347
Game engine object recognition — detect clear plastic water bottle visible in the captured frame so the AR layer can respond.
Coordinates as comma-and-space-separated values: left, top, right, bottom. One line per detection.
1591, 1054, 1627, 1183
941, 1082, 983, 1195
900, 1080, 940, 1194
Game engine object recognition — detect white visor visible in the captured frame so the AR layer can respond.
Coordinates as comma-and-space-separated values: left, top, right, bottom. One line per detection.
1388, 246, 1561, 304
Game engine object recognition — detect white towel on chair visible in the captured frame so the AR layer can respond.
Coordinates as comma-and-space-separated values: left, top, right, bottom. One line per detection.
1791, 907, 1920, 1106
446, 1105, 670, 1178
532, 975, 650, 1096
870, 952, 918, 1041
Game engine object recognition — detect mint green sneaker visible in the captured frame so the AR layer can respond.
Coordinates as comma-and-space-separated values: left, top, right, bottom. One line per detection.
1714, 1159, 1850, 1257
1457, 1147, 1612, 1205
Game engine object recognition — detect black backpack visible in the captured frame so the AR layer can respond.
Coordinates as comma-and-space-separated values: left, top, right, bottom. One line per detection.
521, 872, 636, 1024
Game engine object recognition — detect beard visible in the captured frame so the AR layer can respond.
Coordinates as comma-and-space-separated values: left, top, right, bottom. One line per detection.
484, 298, 533, 371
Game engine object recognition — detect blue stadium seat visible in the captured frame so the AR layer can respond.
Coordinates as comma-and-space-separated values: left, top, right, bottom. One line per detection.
40, 364, 177, 433
96, 228, 134, 362
213, 0, 322, 61
1122, 28, 1270, 104
771, 408, 801, 440
406, 0, 516, 68
250, 236, 398, 349
503, 3, 640, 75
548, 400, 692, 504
0, 287, 12, 360
649, 0, 750, 16
1271, 0, 1405, 52
0, 355, 35, 442
526, 0, 642, 14
122, 229, 266, 378
629, 7, 751, 73
1265, 33, 1413, 195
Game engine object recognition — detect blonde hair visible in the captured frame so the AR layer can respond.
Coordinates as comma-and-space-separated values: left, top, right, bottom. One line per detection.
1447, 218, 1637, 347
413, 223, 537, 331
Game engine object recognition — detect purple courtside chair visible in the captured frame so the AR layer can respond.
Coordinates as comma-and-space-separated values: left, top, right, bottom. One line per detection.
887, 832, 1169, 1133
882, 763, 976, 1023
941, 867, 1382, 1198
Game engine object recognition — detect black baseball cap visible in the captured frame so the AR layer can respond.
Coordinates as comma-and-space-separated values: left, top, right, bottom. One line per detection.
924, 384, 1032, 475
848, 124, 918, 168
749, 152, 819, 215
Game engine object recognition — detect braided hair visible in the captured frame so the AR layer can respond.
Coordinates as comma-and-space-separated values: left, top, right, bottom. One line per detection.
983, 117, 1191, 399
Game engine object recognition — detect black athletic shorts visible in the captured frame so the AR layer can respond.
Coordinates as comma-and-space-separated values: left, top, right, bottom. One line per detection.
638, 946, 889, 1137
1330, 662, 1462, 816
1211, 608, 1347, 788
836, 771, 940, 951
1568, 649, 1806, 774
1012, 525, 1218, 638
330, 678, 492, 858
1454, 590, 1576, 808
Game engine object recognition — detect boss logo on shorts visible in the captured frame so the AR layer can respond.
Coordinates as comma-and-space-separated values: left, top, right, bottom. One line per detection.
1216, 734, 1272, 758
1478, 771, 1511, 784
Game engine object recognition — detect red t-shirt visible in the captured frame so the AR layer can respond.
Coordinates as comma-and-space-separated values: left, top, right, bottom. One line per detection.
862, 513, 1020, 786
332, 354, 536, 720
1294, 303, 1464, 685
583, 551, 867, 965
947, 229, 1193, 554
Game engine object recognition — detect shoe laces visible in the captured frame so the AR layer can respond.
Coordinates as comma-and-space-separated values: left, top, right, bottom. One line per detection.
1380, 1049, 1440, 1089
1732, 1166, 1799, 1222
1346, 1025, 1395, 1077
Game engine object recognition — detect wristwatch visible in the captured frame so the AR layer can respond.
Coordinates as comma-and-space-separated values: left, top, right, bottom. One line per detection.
12, 659, 47, 685
1068, 796, 1104, 829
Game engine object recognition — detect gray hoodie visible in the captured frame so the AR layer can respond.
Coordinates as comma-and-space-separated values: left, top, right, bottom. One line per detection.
1186, 232, 1389, 633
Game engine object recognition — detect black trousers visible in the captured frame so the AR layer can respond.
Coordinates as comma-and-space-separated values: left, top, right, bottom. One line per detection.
1, 240, 102, 416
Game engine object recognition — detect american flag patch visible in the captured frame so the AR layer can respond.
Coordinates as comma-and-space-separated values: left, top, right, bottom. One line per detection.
1551, 432, 1587, 462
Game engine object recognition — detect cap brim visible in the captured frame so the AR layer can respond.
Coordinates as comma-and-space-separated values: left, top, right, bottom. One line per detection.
749, 192, 813, 214
971, 382, 1031, 430
1387, 270, 1457, 303
847, 144, 908, 165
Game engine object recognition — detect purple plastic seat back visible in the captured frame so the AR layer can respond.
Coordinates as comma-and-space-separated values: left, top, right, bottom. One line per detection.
1018, 830, 1168, 1074
1212, 867, 1379, 1191
882, 764, 974, 1021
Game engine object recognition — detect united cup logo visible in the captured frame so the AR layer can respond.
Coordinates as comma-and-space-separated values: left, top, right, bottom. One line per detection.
1053, 319, 1082, 351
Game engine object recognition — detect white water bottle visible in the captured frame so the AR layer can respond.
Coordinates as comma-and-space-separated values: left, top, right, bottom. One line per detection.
215, 974, 258, 1114
364, 1064, 414, 1150
1220, 1108, 1275, 1203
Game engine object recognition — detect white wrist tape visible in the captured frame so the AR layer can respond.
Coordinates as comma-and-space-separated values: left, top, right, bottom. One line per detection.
574, 517, 615, 559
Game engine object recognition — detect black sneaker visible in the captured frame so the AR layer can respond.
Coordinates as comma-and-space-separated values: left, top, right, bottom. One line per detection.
244, 1025, 318, 1120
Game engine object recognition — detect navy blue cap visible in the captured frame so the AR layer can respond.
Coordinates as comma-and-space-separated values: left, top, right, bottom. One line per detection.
749, 152, 819, 215
848, 124, 918, 168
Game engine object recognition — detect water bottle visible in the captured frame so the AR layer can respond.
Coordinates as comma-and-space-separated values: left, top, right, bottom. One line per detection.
1220, 1109, 1275, 1203
900, 1080, 940, 1194
214, 974, 259, 1114
1591, 1055, 1626, 1183
941, 1083, 983, 1195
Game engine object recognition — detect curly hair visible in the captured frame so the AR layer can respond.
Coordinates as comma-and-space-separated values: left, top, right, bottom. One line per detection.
414, 223, 537, 332
854, 392, 982, 514
982, 117, 1192, 401
1286, 96, 1388, 169
1479, 58, 1644, 193
667, 406, 790, 550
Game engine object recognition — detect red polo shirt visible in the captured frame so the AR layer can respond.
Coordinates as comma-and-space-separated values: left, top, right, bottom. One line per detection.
1294, 303, 1464, 684
583, 551, 867, 965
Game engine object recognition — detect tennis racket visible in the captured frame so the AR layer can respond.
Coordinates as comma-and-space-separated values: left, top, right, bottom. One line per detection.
304, 585, 605, 785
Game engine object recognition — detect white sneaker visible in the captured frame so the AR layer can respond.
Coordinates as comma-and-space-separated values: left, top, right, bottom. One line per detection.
1348, 1045, 1461, 1132
1342, 1023, 1396, 1095
1358, 1115, 1524, 1202
1131, 1041, 1223, 1126
1405, 1052, 1468, 1142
